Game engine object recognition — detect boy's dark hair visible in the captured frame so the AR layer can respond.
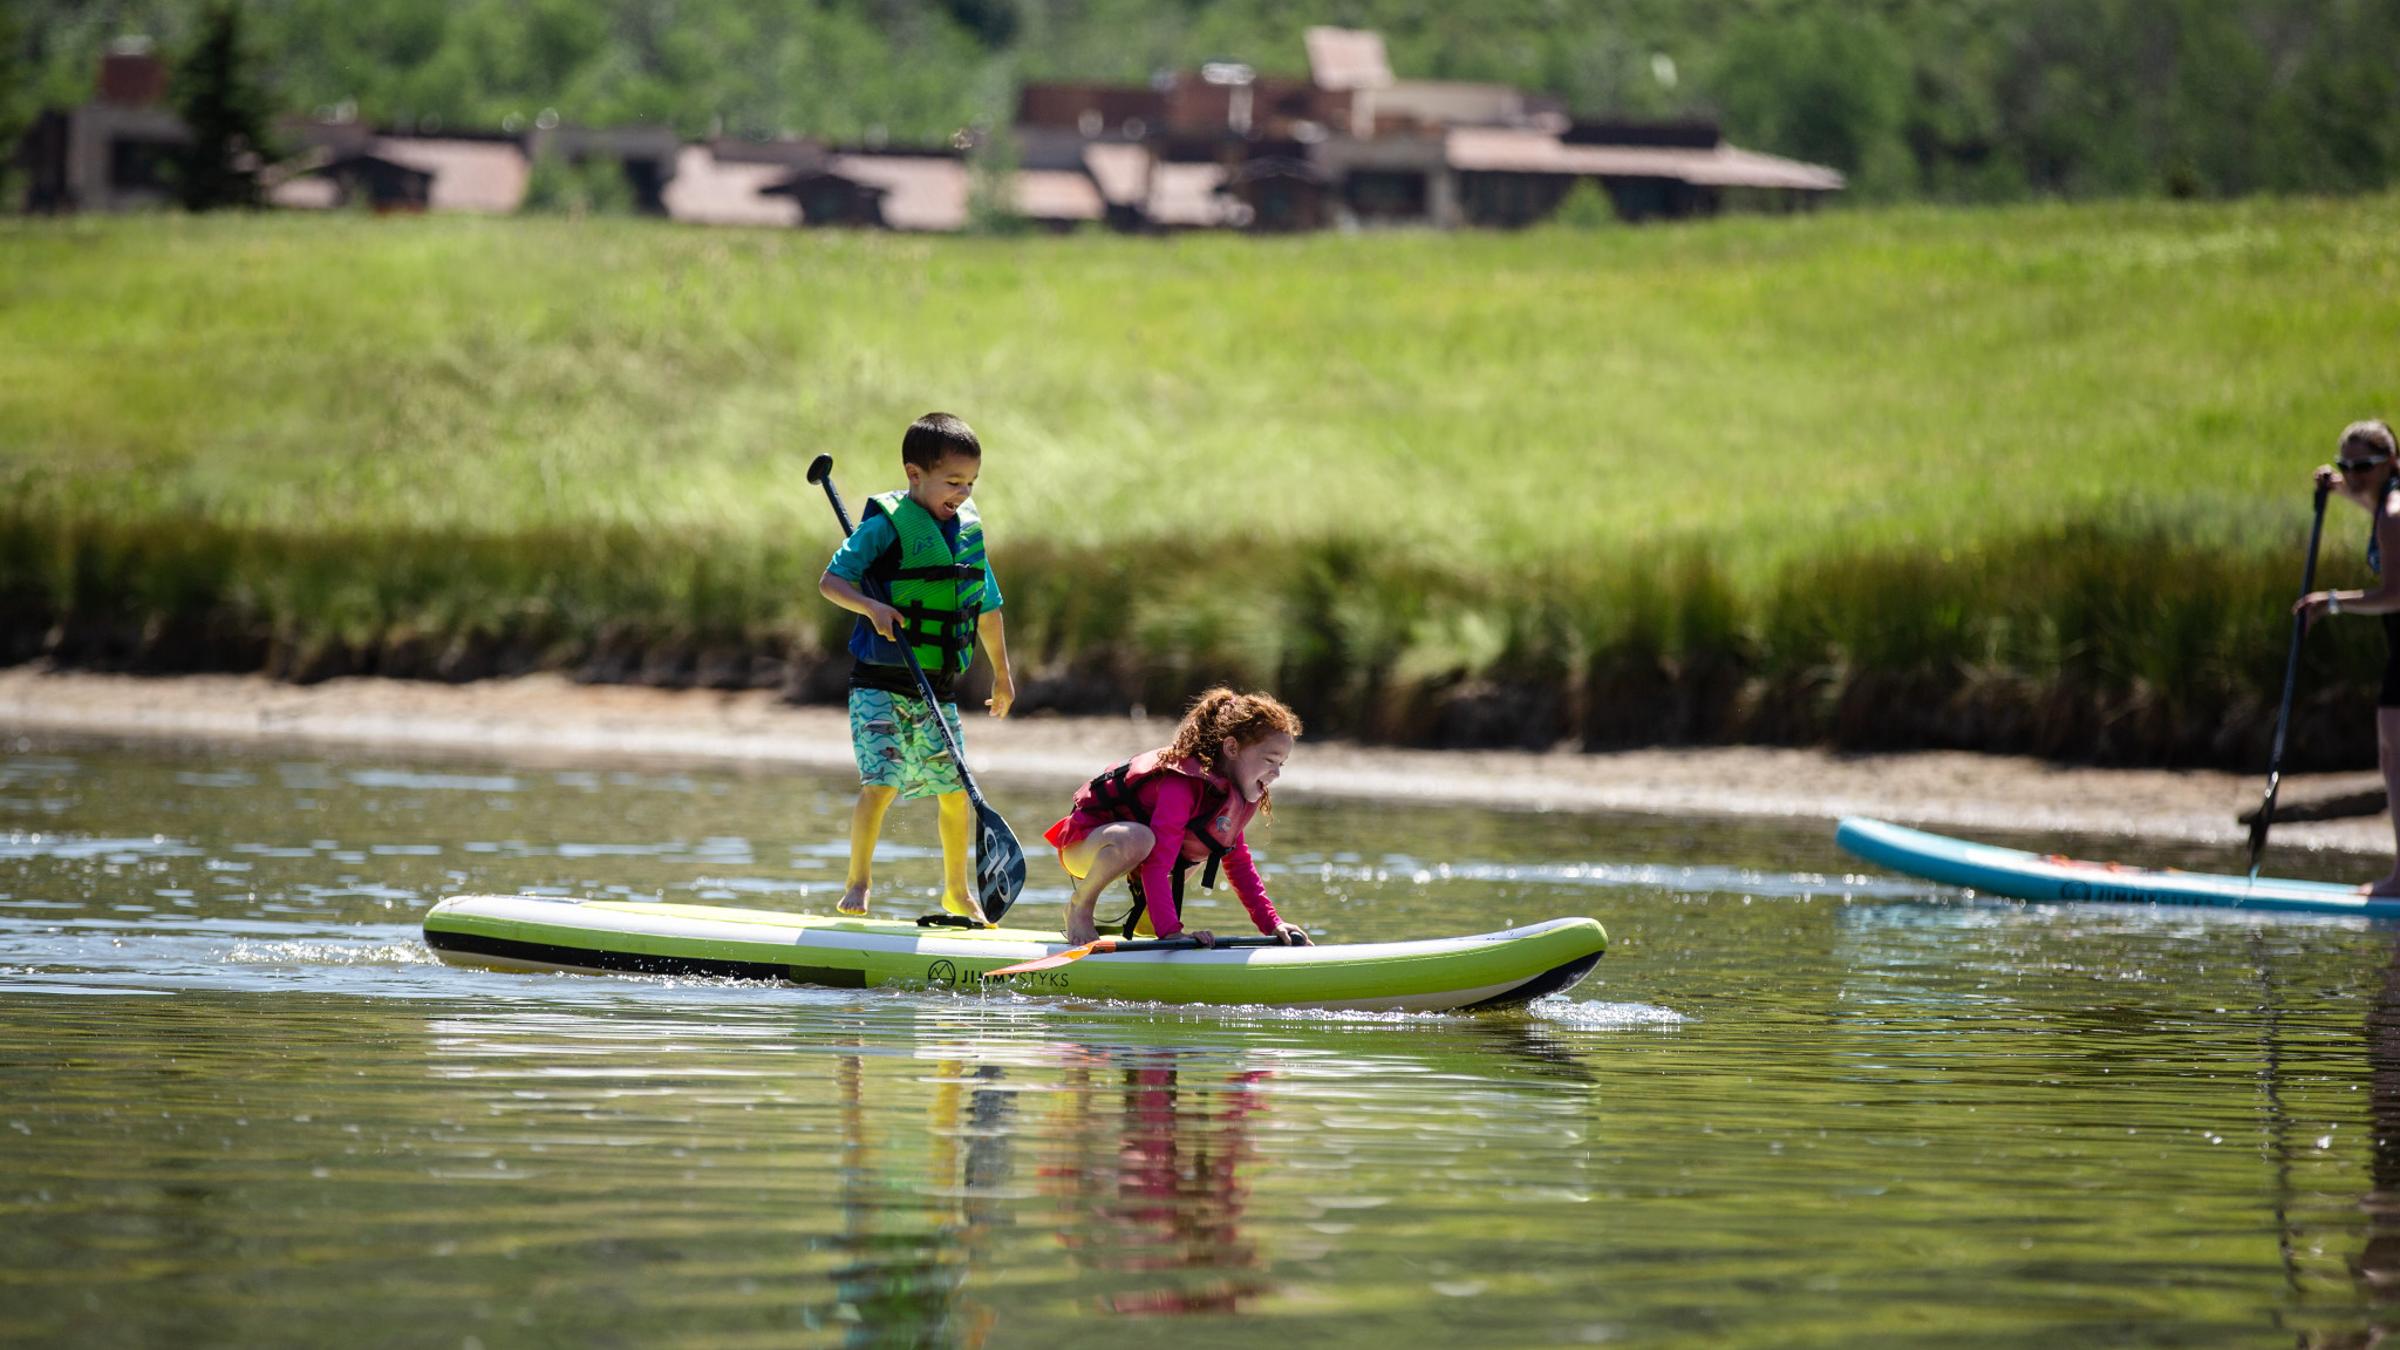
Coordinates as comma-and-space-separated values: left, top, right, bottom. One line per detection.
902, 412, 981, 470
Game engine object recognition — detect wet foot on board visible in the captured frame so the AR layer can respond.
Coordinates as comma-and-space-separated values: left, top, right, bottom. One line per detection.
837, 884, 869, 917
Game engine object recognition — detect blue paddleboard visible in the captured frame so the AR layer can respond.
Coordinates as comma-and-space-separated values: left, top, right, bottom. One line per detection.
1835, 816, 2400, 920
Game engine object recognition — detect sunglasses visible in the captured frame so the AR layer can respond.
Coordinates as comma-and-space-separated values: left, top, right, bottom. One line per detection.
2339, 454, 2393, 472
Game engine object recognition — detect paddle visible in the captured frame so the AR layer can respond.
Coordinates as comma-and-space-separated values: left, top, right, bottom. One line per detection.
2248, 481, 2333, 878
983, 933, 1282, 978
807, 452, 1028, 923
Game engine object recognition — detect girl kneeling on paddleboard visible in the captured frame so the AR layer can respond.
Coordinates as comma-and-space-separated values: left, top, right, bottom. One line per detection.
2297, 419, 2400, 895
1046, 687, 1313, 948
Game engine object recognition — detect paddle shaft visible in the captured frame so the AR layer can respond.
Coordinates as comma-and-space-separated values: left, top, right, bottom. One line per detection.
2249, 481, 2333, 877
807, 454, 1023, 918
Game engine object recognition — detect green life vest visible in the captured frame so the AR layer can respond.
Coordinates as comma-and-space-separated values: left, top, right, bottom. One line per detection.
864, 490, 986, 675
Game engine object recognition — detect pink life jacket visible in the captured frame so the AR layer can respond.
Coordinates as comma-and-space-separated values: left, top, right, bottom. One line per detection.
1065, 749, 1259, 934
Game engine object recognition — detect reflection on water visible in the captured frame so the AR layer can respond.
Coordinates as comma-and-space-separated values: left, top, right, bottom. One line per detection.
11, 737, 2400, 1345
1054, 1053, 1271, 1317
2312, 939, 2400, 1349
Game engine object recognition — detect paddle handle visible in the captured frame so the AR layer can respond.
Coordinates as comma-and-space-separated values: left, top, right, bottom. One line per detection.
2249, 481, 2333, 876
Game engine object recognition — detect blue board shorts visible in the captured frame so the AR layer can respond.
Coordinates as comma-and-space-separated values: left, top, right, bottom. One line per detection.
848, 687, 966, 799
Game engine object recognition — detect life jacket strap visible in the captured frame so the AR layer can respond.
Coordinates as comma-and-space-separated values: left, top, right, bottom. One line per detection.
1108, 858, 1196, 939
892, 601, 978, 670
891, 563, 983, 583
1085, 762, 1138, 816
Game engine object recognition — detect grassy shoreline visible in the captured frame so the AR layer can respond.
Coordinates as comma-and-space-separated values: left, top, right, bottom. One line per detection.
5, 200, 2396, 766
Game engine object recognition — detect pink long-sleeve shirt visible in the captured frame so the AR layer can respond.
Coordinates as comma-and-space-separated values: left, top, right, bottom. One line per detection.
1127, 774, 1279, 938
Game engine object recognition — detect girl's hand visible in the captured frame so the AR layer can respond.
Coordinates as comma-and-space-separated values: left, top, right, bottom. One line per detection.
2296, 591, 2336, 633
1183, 929, 1217, 948
2317, 464, 2340, 494
1272, 923, 1312, 947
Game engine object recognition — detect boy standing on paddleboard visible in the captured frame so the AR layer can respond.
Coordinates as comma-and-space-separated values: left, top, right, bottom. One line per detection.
818, 413, 1015, 920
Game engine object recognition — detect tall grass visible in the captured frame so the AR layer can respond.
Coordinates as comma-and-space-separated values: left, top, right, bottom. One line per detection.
2, 199, 2394, 765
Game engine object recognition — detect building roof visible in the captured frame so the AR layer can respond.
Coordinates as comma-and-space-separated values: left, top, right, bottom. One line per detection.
1687, 145, 1847, 192
1373, 81, 1554, 131
371, 136, 531, 212
1012, 168, 1104, 222
1444, 126, 1844, 191
826, 153, 970, 231
661, 145, 800, 227
1304, 27, 1394, 91
704, 136, 826, 168
1018, 82, 1166, 136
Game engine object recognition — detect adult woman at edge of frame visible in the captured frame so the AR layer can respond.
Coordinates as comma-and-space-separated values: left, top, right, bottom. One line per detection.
2297, 418, 2400, 895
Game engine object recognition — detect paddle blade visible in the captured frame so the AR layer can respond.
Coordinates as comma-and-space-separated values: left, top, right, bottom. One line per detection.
985, 938, 1114, 978
973, 801, 1027, 921
2246, 774, 2280, 876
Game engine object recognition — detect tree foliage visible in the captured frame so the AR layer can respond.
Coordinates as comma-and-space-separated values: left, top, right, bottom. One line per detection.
1548, 178, 1619, 229
170, 3, 275, 209
0, 4, 31, 207
11, 0, 2398, 203
522, 146, 638, 216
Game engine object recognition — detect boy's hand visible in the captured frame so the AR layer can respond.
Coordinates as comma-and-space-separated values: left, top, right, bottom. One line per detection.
862, 600, 903, 641
987, 672, 1015, 718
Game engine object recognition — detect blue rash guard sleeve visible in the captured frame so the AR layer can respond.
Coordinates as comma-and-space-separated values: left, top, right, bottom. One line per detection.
826, 515, 899, 585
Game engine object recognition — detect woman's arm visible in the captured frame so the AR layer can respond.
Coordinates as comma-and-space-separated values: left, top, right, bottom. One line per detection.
2302, 500, 2400, 621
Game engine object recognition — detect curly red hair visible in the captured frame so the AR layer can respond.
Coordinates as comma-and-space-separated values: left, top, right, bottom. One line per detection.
1162, 687, 1302, 811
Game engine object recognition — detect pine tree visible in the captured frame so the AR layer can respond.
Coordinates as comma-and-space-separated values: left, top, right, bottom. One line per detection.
172, 3, 276, 211
0, 5, 29, 211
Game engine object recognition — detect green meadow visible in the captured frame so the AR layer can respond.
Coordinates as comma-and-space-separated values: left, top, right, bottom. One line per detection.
3, 198, 2395, 764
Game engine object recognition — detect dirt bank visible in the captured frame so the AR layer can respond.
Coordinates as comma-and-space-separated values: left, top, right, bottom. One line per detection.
0, 667, 2388, 857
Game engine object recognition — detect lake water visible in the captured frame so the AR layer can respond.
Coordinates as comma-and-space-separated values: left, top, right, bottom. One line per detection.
6, 736, 2400, 1347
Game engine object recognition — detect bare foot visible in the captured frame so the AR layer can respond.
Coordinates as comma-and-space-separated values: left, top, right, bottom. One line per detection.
837, 883, 869, 916
940, 891, 991, 926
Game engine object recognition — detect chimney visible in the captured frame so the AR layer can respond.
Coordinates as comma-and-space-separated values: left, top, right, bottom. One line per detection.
97, 37, 168, 107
